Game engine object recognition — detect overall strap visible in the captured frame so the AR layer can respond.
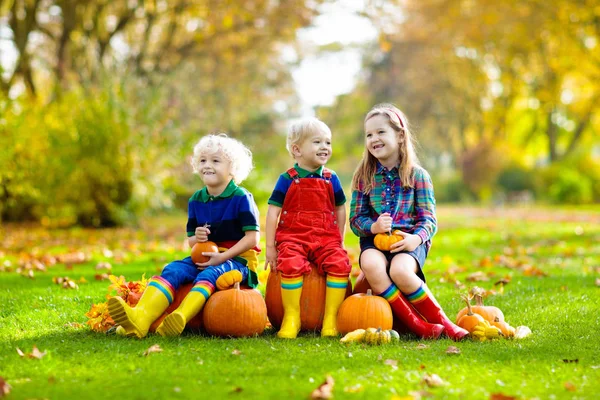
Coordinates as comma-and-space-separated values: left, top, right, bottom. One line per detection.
287, 167, 299, 181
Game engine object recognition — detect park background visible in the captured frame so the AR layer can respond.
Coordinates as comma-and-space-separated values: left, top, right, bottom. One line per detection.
1, 0, 599, 399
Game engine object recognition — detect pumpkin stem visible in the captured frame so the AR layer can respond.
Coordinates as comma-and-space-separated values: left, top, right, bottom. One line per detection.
461, 294, 474, 315
366, 289, 372, 296
474, 294, 484, 307
234, 282, 241, 290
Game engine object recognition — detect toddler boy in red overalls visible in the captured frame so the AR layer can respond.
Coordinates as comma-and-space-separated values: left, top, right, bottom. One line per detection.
265, 118, 351, 338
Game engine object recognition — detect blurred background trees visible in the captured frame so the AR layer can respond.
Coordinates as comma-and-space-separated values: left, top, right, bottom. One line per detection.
1, 0, 598, 227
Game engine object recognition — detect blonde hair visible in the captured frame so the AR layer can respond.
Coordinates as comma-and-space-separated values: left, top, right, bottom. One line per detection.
286, 117, 331, 157
351, 103, 420, 193
191, 134, 253, 184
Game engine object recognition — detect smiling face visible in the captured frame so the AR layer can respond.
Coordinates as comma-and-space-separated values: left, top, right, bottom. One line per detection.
292, 129, 332, 171
197, 151, 233, 194
364, 114, 400, 168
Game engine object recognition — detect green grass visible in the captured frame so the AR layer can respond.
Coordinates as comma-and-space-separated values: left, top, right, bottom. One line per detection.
1, 205, 599, 399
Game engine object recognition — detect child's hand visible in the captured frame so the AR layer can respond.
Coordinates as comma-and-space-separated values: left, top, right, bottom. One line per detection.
265, 244, 278, 271
195, 226, 211, 242
389, 232, 422, 253
195, 251, 225, 269
372, 213, 393, 234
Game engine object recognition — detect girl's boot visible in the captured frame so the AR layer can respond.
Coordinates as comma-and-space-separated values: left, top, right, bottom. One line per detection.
108, 277, 173, 339
379, 284, 444, 339
321, 275, 348, 337
406, 283, 469, 341
277, 276, 303, 338
156, 281, 213, 337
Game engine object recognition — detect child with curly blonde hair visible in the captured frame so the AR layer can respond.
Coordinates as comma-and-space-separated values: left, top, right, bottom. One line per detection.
109, 134, 260, 338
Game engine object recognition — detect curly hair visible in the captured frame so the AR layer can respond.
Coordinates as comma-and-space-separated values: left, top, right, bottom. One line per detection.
286, 117, 331, 157
190, 134, 253, 184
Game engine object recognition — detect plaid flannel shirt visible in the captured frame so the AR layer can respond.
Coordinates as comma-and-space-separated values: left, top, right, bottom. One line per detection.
349, 163, 437, 250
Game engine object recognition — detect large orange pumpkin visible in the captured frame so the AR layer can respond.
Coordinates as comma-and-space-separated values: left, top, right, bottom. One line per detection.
203, 282, 267, 337
373, 230, 405, 251
352, 272, 410, 334
191, 241, 219, 264
149, 283, 204, 333
336, 289, 393, 334
265, 266, 352, 331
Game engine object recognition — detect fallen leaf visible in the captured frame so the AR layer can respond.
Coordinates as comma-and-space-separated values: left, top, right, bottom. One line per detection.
595, 278, 600, 287
416, 343, 429, 350
489, 393, 516, 400
445, 346, 461, 355
143, 344, 163, 356
0, 377, 11, 397
562, 359, 579, 363
384, 359, 398, 369
564, 382, 576, 392
311, 375, 334, 399
230, 387, 243, 393
422, 373, 445, 387
16, 346, 46, 359
513, 326, 532, 339
95, 261, 112, 270
467, 271, 490, 282
231, 349, 242, 356
408, 390, 434, 399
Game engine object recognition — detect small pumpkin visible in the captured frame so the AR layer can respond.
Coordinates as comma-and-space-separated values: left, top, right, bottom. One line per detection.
191, 241, 219, 264
455, 293, 504, 324
374, 230, 405, 251
456, 295, 486, 333
203, 282, 267, 337
265, 266, 352, 331
336, 289, 393, 334
490, 320, 516, 337
340, 327, 399, 344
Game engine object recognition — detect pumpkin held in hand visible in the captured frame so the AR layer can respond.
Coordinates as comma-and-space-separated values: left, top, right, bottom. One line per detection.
203, 282, 267, 337
191, 241, 219, 264
265, 266, 352, 331
374, 230, 405, 251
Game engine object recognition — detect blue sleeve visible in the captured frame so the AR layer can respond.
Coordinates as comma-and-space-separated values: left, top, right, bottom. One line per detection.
330, 174, 346, 206
238, 191, 260, 231
267, 174, 291, 207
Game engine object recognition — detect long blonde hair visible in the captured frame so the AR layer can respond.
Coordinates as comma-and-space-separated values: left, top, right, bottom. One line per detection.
351, 103, 420, 193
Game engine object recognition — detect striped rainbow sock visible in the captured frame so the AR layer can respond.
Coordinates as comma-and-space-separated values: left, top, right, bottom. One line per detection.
326, 275, 348, 290
379, 283, 401, 303
191, 280, 215, 300
148, 276, 175, 304
281, 276, 303, 290
405, 283, 428, 305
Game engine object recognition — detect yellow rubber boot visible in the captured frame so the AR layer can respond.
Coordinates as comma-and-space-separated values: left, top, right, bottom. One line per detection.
321, 276, 348, 337
156, 290, 208, 337
108, 284, 170, 339
277, 276, 303, 339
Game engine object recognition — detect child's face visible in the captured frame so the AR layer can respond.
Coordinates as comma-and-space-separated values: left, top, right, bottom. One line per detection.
365, 114, 400, 165
197, 151, 233, 189
293, 129, 332, 170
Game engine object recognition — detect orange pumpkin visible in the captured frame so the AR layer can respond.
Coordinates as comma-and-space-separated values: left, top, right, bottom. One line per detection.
191, 241, 219, 264
203, 282, 267, 337
473, 293, 505, 322
456, 295, 486, 332
352, 272, 411, 334
336, 289, 393, 334
373, 230, 405, 251
265, 266, 352, 331
149, 283, 204, 333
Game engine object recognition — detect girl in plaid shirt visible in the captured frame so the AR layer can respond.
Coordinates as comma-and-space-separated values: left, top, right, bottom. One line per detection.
349, 103, 468, 341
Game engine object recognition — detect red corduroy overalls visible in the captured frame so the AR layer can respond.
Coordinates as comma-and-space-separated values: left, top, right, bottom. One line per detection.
275, 167, 351, 278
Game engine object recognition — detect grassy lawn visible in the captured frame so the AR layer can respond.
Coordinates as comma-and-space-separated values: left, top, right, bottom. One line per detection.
1, 205, 599, 399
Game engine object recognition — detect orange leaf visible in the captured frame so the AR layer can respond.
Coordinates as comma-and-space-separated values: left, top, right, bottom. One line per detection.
143, 344, 163, 356
0, 376, 11, 397
311, 375, 334, 399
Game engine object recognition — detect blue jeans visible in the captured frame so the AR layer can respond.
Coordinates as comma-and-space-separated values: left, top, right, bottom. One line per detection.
160, 256, 248, 290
